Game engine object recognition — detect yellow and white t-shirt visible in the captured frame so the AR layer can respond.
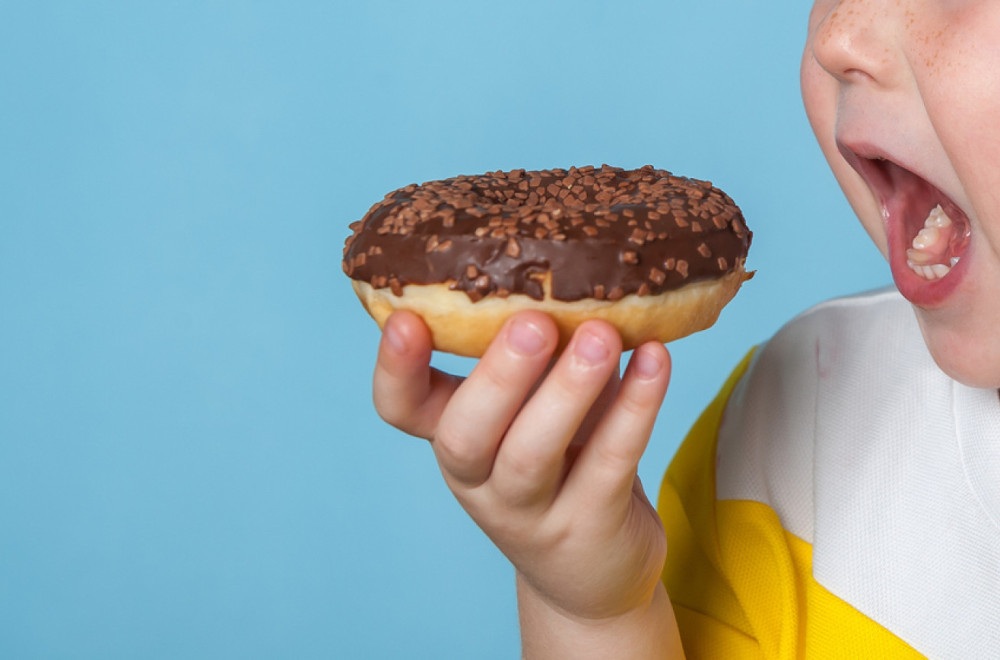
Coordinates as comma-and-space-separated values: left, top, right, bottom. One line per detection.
658, 288, 1000, 659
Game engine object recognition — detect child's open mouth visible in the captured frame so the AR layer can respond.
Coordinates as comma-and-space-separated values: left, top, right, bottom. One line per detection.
867, 158, 971, 281
838, 144, 971, 291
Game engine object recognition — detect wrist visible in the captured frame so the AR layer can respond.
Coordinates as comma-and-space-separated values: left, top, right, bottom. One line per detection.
516, 573, 685, 660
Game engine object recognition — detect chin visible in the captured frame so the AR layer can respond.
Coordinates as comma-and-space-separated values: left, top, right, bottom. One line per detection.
915, 310, 1000, 390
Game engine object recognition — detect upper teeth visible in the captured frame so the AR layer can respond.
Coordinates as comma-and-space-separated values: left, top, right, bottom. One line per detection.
906, 204, 959, 280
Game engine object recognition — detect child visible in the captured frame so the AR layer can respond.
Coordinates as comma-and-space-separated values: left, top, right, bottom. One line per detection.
370, 0, 1000, 657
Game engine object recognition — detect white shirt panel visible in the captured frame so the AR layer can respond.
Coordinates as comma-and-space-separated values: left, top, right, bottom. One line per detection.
716, 305, 819, 543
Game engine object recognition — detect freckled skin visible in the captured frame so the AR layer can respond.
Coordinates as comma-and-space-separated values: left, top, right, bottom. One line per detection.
802, 0, 1000, 388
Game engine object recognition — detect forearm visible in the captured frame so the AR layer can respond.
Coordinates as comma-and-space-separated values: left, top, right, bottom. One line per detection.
517, 573, 686, 660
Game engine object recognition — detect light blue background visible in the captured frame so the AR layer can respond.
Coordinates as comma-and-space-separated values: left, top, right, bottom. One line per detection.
0, 2, 889, 658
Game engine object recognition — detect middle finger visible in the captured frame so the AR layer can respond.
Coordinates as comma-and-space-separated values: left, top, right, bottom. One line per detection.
433, 311, 558, 489
491, 320, 622, 506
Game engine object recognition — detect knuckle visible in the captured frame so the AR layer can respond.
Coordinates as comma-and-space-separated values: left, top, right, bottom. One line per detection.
592, 440, 637, 475
488, 451, 553, 509
502, 446, 550, 484
547, 373, 582, 404
532, 514, 573, 554
476, 357, 526, 395
434, 424, 488, 476
616, 369, 664, 419
556, 358, 615, 401
374, 400, 410, 431
616, 387, 651, 419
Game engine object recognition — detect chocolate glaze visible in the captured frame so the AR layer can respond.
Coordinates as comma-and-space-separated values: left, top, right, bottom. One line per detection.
343, 165, 751, 302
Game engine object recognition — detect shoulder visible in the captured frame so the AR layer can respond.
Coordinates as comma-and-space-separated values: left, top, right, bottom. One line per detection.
761, 285, 915, 367
737, 285, 920, 403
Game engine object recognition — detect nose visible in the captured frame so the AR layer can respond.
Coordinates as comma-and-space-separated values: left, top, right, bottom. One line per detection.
808, 0, 902, 87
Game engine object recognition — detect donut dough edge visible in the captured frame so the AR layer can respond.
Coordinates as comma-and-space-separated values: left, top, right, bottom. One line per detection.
352, 263, 750, 357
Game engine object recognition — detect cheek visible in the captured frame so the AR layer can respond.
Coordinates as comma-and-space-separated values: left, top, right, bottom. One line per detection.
800, 56, 841, 188
926, 97, 1000, 269
919, 5, 1000, 243
800, 58, 889, 257
930, 78, 1000, 260
836, 161, 889, 258
799, 45, 829, 143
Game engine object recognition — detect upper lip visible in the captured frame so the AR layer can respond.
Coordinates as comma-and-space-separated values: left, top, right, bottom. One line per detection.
838, 140, 916, 209
836, 137, 969, 223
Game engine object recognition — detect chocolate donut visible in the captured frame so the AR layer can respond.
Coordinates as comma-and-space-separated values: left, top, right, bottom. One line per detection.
343, 165, 752, 357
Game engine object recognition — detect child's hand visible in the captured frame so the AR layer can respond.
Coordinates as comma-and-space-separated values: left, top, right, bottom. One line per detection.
373, 309, 681, 657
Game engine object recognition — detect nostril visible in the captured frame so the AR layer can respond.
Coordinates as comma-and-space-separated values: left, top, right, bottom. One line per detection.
808, 0, 899, 87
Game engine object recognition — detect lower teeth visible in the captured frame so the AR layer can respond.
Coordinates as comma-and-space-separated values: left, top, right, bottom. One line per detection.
907, 261, 951, 280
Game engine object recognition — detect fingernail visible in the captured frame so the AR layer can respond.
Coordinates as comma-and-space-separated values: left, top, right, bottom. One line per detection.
508, 318, 546, 356
632, 346, 663, 380
575, 330, 610, 365
383, 321, 407, 355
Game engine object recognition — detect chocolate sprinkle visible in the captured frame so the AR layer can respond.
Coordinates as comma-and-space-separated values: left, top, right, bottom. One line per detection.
343, 165, 751, 302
